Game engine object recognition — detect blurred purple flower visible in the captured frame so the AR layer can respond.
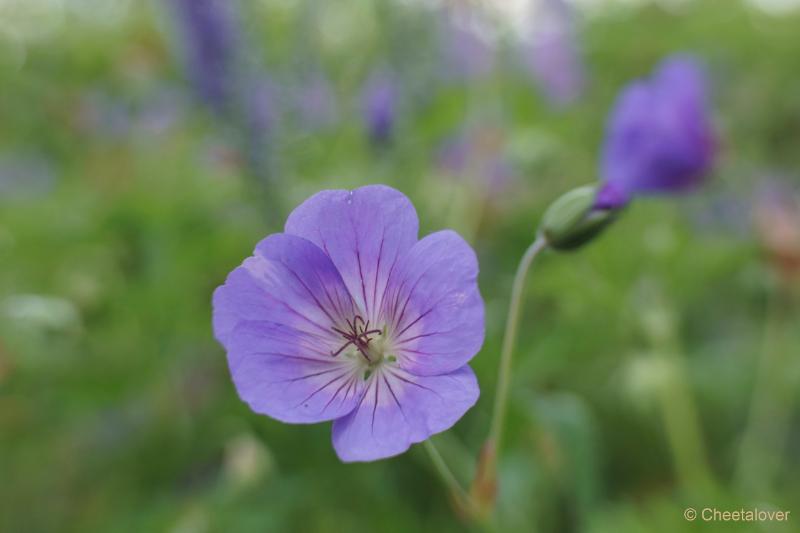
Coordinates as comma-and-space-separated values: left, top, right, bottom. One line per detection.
439, 14, 495, 81
242, 77, 278, 137
138, 86, 186, 135
239, 77, 279, 177
168, 0, 239, 115
360, 70, 397, 145
485, 158, 514, 191
595, 55, 716, 209
213, 185, 483, 462
294, 72, 337, 130
520, 0, 585, 107
438, 133, 471, 174
437, 125, 514, 191
75, 90, 131, 139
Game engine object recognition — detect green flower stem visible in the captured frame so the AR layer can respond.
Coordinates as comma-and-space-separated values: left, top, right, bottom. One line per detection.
735, 289, 794, 494
656, 352, 715, 496
488, 235, 548, 454
645, 304, 715, 497
469, 234, 549, 506
469, 235, 548, 522
423, 439, 479, 517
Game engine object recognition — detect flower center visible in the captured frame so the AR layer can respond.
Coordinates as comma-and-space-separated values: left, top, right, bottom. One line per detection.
331, 315, 394, 377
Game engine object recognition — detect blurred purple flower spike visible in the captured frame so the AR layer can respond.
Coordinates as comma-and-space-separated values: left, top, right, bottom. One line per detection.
595, 55, 716, 209
522, 0, 585, 107
213, 185, 484, 462
360, 70, 397, 145
243, 77, 277, 136
168, 0, 239, 115
238, 76, 279, 177
295, 72, 337, 130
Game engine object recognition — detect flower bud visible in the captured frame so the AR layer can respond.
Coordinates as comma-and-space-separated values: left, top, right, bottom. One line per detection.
541, 185, 618, 251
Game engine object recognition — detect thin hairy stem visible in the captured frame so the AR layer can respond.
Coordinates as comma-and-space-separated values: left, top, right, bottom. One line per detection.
488, 235, 548, 451
424, 439, 484, 522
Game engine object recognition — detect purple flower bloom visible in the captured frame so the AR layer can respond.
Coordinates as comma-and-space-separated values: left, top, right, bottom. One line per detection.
213, 185, 483, 462
168, 0, 239, 115
360, 70, 397, 145
595, 55, 716, 209
520, 0, 585, 107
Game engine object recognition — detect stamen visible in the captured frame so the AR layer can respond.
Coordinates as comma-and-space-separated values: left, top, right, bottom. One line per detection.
330, 316, 383, 363
354, 343, 373, 363
331, 326, 351, 338
353, 315, 366, 328
330, 340, 355, 357
358, 329, 382, 341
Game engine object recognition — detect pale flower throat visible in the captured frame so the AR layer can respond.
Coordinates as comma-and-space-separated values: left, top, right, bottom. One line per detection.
331, 315, 397, 379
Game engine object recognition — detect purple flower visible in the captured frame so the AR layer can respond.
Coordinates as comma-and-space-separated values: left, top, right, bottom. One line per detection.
360, 70, 397, 145
213, 185, 483, 462
168, 0, 239, 115
520, 0, 585, 107
595, 55, 716, 209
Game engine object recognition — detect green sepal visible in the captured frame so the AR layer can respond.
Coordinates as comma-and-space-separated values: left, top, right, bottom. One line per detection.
541, 185, 620, 251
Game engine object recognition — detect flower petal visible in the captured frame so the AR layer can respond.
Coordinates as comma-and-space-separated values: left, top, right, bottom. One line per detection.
284, 185, 419, 323
212, 233, 365, 423
331, 365, 479, 462
381, 230, 484, 376
226, 321, 365, 423
213, 233, 357, 348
